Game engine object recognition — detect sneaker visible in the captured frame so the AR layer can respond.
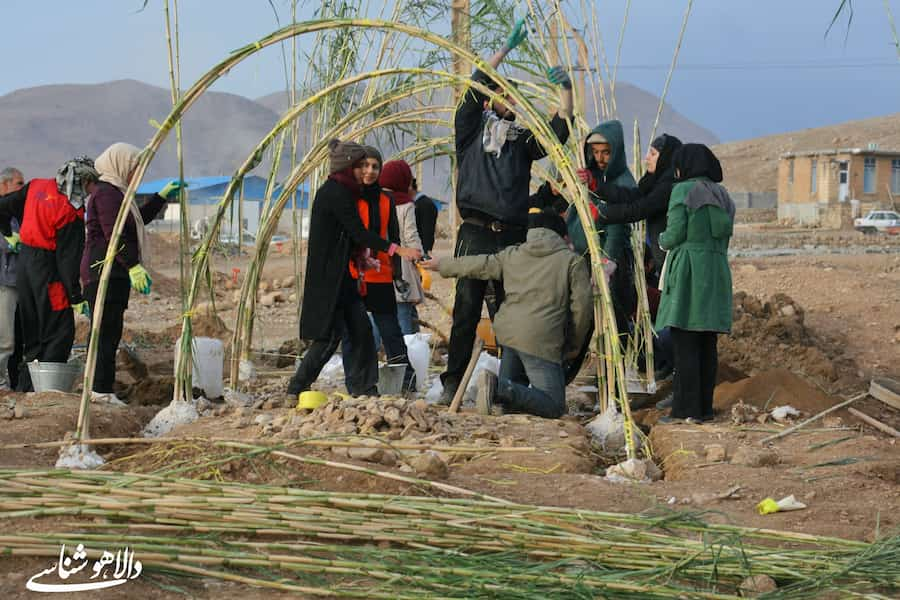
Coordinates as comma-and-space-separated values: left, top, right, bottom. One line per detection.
91, 391, 126, 407
655, 393, 673, 410
475, 370, 497, 416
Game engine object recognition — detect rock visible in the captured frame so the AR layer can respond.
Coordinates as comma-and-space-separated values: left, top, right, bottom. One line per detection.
384, 406, 402, 427
704, 444, 727, 462
196, 397, 211, 414
254, 413, 275, 426
259, 280, 271, 293
13, 404, 28, 419
2, 406, 15, 420
379, 451, 398, 467
272, 278, 282, 289
411, 451, 449, 479
259, 292, 283, 307
605, 458, 662, 483
289, 293, 298, 303
235, 416, 253, 429
779, 304, 796, 318
558, 430, 569, 438
739, 574, 777, 597
739, 264, 759, 274
225, 389, 254, 407
731, 446, 779, 468
282, 275, 296, 289
348, 446, 385, 464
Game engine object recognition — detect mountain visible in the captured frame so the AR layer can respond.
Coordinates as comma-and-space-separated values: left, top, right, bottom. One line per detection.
714, 113, 900, 192
0, 78, 717, 200
0, 79, 281, 181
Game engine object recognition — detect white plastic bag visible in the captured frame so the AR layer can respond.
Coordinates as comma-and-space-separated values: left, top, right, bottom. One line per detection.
403, 333, 432, 392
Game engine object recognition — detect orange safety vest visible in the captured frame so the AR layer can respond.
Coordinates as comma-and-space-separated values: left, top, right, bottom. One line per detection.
348, 192, 393, 284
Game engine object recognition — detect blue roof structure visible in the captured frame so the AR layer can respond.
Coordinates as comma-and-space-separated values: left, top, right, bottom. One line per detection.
138, 175, 310, 208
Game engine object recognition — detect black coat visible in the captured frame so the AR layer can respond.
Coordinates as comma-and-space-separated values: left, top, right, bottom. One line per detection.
414, 194, 438, 254
299, 178, 392, 340
594, 168, 674, 274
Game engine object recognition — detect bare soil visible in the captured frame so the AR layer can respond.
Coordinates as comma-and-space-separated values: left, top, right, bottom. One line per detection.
1, 226, 899, 597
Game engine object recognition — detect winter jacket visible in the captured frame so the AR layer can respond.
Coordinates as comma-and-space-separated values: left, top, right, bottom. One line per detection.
566, 120, 633, 262
438, 227, 593, 363
0, 180, 85, 304
0, 217, 19, 288
394, 201, 425, 304
455, 69, 569, 226
299, 178, 394, 340
81, 181, 167, 285
414, 193, 438, 254
594, 134, 682, 273
656, 153, 735, 334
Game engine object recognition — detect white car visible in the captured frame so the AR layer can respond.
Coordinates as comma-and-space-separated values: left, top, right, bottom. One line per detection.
854, 210, 900, 234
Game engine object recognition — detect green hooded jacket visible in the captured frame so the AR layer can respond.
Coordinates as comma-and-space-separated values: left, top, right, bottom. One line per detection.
655, 177, 734, 333
566, 120, 634, 261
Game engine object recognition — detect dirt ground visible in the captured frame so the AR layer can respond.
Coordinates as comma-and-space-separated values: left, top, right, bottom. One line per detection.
1, 224, 899, 597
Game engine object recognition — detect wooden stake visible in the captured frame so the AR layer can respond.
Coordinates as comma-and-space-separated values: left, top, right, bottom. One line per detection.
759, 392, 867, 444
449, 338, 484, 414
847, 407, 900, 438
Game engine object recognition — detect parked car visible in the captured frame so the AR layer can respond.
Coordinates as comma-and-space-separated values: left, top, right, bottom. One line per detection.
853, 210, 900, 234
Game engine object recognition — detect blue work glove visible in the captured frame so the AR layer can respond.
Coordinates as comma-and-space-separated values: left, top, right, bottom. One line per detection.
505, 18, 528, 51
3, 232, 20, 253
128, 264, 153, 295
71, 301, 90, 317
159, 179, 187, 201
547, 65, 572, 89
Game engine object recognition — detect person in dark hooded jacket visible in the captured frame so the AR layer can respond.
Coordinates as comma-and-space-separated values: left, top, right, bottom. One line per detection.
656, 144, 735, 423
567, 119, 636, 340
288, 140, 421, 397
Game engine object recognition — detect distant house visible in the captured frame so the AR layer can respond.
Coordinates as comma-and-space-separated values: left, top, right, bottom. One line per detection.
777, 146, 900, 226
138, 175, 310, 237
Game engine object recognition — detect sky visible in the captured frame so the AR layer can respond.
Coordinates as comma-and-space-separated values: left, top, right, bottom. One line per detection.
3, 0, 899, 142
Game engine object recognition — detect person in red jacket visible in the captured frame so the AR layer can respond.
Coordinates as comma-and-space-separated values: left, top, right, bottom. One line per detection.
0, 156, 98, 391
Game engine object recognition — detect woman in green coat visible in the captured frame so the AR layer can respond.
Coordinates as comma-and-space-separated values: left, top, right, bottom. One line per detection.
656, 144, 735, 423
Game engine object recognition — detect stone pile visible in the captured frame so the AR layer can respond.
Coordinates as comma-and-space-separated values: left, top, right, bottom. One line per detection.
293, 396, 453, 439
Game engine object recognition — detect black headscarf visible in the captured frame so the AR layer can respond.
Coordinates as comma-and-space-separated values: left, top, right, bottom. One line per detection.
637, 133, 682, 195
361, 146, 383, 234
673, 143, 723, 183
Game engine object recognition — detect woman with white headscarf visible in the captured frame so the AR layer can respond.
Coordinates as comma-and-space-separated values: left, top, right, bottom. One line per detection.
81, 142, 184, 405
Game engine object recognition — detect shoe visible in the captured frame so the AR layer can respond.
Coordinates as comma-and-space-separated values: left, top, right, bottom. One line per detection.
701, 412, 715, 423
91, 391, 126, 407
656, 415, 681, 424
655, 393, 673, 410
475, 370, 497, 416
436, 383, 458, 407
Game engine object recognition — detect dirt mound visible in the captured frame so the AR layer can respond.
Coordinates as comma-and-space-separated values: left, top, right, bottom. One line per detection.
720, 292, 840, 386
147, 268, 181, 297
714, 368, 838, 415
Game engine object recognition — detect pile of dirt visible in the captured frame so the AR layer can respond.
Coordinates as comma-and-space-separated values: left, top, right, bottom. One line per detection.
288, 396, 456, 440
720, 292, 840, 386
713, 368, 838, 415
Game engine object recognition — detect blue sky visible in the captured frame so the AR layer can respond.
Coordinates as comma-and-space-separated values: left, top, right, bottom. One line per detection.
3, 0, 899, 142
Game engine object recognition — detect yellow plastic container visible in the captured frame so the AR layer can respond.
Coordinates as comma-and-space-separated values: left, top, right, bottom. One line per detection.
417, 263, 432, 291
297, 390, 328, 410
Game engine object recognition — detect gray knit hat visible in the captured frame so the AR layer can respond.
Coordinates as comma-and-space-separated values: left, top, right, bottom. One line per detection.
328, 139, 366, 174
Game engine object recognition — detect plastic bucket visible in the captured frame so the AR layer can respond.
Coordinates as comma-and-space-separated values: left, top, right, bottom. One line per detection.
28, 361, 83, 393
378, 364, 406, 396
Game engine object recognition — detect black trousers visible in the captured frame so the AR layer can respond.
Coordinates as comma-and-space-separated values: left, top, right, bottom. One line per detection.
289, 291, 378, 396
8, 305, 24, 389
670, 328, 718, 420
16, 246, 75, 391
85, 279, 131, 394
440, 221, 525, 392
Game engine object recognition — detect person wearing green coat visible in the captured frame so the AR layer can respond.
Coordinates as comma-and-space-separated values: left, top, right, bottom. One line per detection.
656, 144, 735, 423
566, 119, 636, 341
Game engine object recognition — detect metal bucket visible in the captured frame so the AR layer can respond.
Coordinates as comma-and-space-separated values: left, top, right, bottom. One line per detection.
27, 360, 83, 393
378, 364, 406, 396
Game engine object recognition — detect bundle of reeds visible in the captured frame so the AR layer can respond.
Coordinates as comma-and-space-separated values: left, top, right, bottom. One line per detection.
0, 469, 896, 598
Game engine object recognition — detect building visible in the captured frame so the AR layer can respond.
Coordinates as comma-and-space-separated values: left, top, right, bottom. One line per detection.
138, 175, 310, 238
777, 146, 900, 226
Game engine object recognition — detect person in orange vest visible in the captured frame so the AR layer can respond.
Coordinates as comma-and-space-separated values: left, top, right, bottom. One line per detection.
341, 146, 416, 393
0, 157, 98, 391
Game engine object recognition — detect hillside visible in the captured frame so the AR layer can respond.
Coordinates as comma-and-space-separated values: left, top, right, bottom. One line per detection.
714, 113, 900, 192
0, 79, 281, 180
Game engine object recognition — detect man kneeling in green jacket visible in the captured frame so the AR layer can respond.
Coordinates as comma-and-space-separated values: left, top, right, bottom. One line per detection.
422, 209, 592, 418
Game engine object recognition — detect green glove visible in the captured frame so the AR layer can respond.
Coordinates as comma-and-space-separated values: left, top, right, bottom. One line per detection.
547, 66, 572, 89
505, 18, 528, 51
71, 301, 90, 317
3, 233, 20, 253
129, 264, 153, 295
159, 179, 187, 201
